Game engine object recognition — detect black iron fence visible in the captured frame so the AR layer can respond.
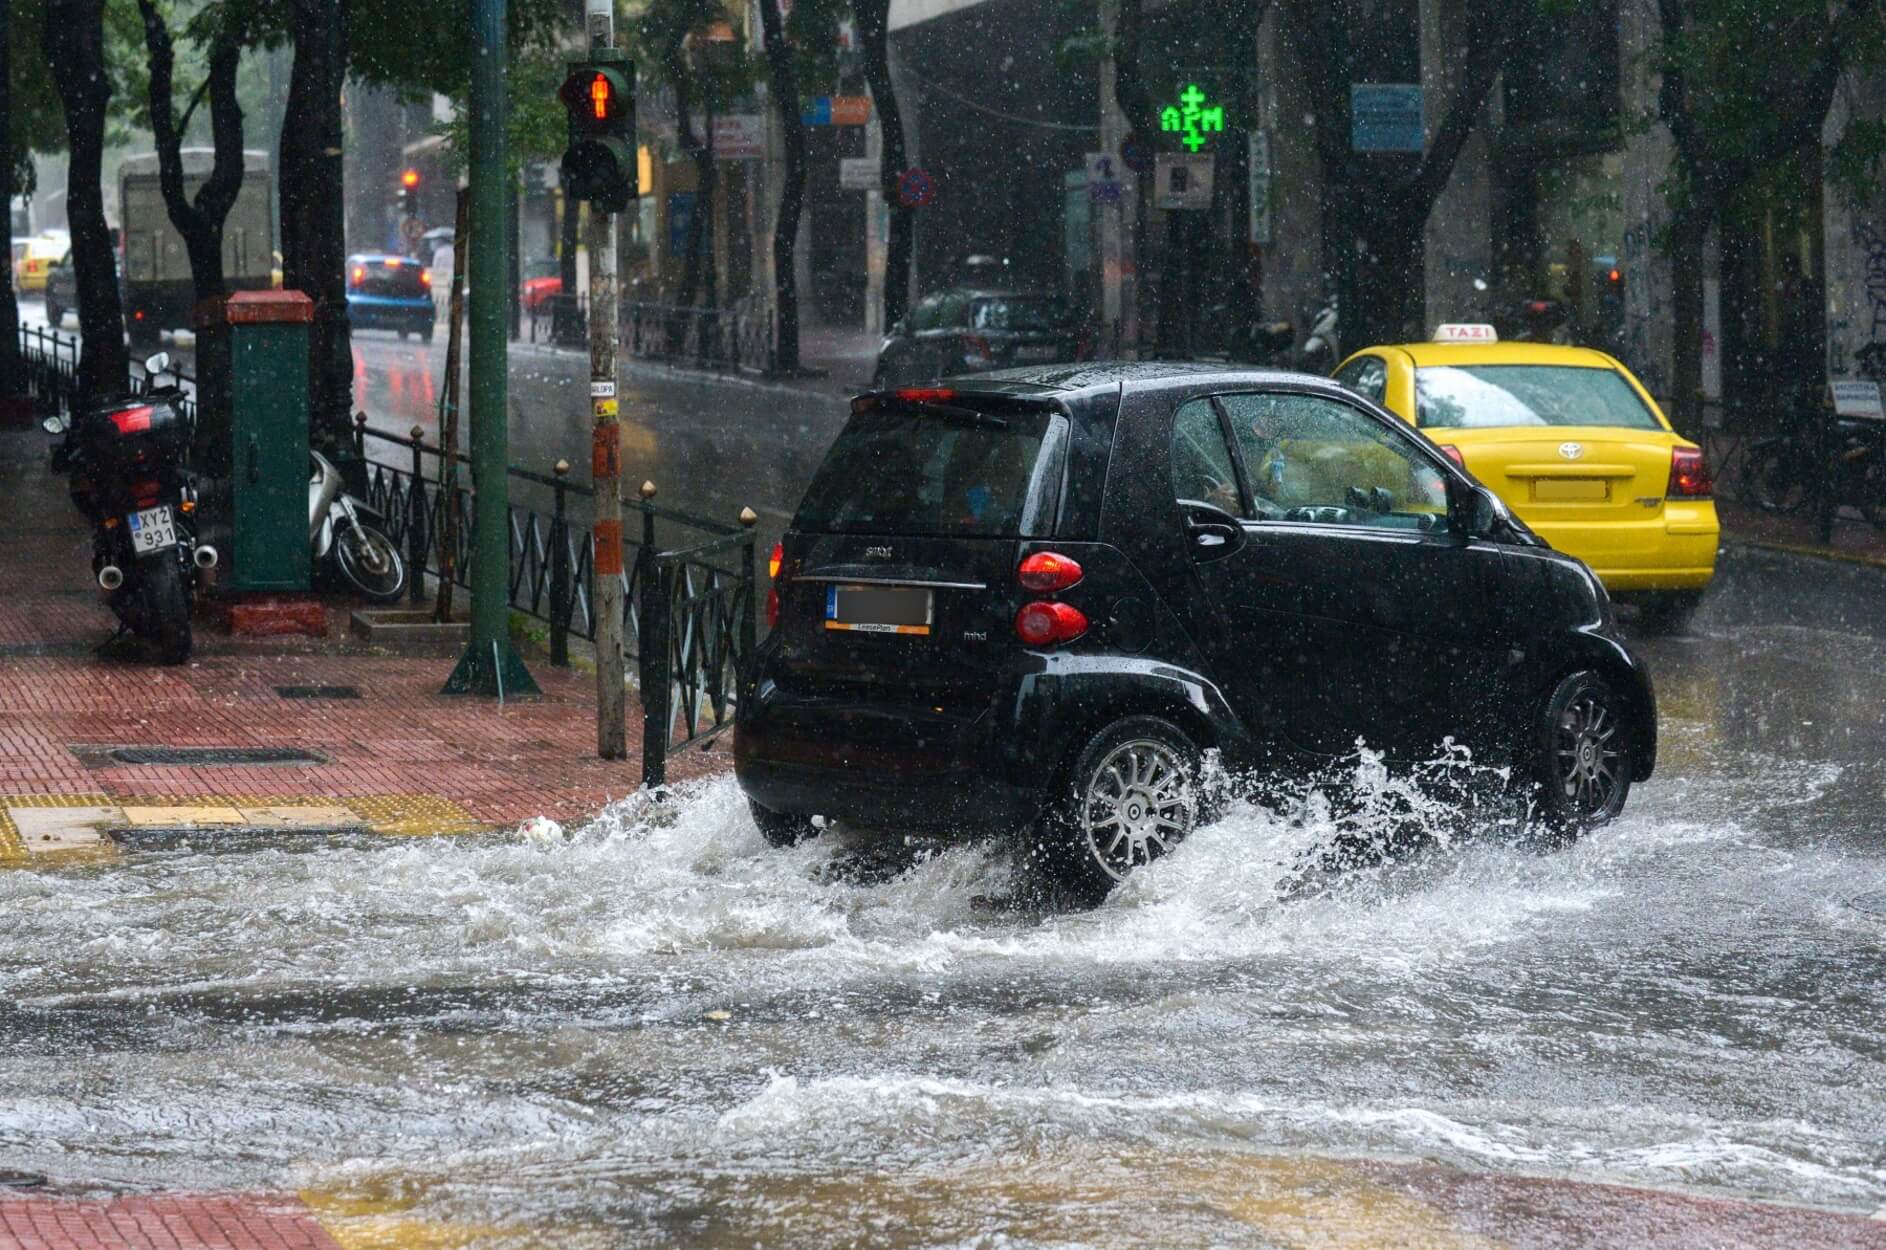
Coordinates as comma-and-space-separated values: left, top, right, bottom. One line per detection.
17, 325, 197, 422
352, 420, 756, 781
522, 295, 776, 376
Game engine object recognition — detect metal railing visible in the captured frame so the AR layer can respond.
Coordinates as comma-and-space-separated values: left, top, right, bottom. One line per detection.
352, 420, 756, 781
522, 295, 776, 376
17, 324, 198, 422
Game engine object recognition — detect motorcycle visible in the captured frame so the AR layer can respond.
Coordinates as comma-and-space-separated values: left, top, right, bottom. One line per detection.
43, 352, 212, 665
1298, 297, 1339, 373
308, 450, 408, 601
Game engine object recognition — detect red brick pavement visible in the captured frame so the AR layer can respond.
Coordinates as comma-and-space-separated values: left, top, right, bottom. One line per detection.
1, 428, 723, 828
0, 1194, 341, 1250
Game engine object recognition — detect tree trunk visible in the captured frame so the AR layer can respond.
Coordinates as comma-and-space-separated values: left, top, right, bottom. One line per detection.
44, 0, 127, 404
283, 0, 355, 472
855, 0, 911, 328
139, 0, 246, 474
1666, 201, 1707, 438
0, 2, 20, 399
758, 0, 803, 373
1351, 197, 1424, 347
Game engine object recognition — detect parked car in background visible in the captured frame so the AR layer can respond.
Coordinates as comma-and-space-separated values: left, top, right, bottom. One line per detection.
345, 253, 435, 341
738, 365, 1657, 902
15, 234, 66, 293
873, 289, 1088, 387
44, 248, 127, 330
520, 259, 562, 313
1335, 326, 1718, 631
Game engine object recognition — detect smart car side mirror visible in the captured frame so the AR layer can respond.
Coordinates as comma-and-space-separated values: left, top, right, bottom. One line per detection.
1461, 485, 1505, 540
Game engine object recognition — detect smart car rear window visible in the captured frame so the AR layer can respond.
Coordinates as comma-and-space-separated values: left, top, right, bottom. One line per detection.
796, 403, 1067, 537
1415, 365, 1662, 430
355, 260, 427, 297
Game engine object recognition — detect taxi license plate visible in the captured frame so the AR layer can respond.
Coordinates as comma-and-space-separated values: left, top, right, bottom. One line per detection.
825, 584, 932, 636
128, 505, 177, 554
1533, 478, 1609, 503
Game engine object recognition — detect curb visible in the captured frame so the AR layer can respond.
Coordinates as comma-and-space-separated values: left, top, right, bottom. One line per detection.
1722, 538, 1886, 572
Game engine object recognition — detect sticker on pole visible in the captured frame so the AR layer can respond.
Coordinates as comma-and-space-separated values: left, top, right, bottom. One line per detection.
1120, 133, 1154, 175
897, 168, 935, 209
590, 380, 616, 398
1830, 379, 1885, 420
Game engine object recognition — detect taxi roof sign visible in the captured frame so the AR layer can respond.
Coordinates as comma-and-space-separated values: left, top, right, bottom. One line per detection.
1434, 323, 1498, 343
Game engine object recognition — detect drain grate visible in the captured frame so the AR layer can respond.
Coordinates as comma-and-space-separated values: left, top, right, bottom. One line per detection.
275, 685, 362, 700
107, 746, 328, 767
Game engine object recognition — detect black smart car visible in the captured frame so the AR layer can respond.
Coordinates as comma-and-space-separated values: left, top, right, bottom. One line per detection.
735, 364, 1656, 899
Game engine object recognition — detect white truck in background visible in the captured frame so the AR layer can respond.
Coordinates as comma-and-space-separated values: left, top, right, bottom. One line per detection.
119, 148, 274, 345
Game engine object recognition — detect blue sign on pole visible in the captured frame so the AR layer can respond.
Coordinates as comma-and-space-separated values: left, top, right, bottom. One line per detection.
801, 98, 832, 126
1350, 84, 1424, 152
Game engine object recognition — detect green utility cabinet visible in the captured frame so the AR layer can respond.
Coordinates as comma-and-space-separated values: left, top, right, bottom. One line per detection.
225, 290, 313, 591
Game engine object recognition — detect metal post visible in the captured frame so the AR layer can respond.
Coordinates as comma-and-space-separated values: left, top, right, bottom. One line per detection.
446, 0, 539, 696
407, 424, 427, 604
738, 506, 758, 688
549, 458, 571, 667
587, 0, 628, 756
1817, 395, 1837, 547
636, 481, 663, 785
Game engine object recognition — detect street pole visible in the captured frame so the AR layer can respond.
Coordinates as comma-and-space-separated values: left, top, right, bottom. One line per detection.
444, 0, 540, 697
586, 0, 627, 758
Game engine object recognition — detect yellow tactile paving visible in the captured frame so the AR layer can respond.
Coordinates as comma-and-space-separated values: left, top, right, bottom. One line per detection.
0, 793, 492, 868
299, 1188, 600, 1250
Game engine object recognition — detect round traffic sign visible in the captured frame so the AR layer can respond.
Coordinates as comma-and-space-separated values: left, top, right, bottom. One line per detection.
897, 168, 935, 209
1120, 133, 1154, 175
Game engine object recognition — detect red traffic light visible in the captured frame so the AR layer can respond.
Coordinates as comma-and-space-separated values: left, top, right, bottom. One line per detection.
400, 168, 420, 190
590, 74, 612, 120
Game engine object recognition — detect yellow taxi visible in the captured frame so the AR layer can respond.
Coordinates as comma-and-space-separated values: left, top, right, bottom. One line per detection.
1335, 327, 1718, 627
14, 235, 66, 292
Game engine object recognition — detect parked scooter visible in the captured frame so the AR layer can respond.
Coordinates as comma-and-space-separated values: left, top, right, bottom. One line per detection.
1298, 297, 1339, 372
308, 450, 407, 601
42, 352, 212, 665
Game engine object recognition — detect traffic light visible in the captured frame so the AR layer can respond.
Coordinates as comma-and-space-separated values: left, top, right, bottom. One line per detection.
559, 50, 637, 213
396, 168, 421, 217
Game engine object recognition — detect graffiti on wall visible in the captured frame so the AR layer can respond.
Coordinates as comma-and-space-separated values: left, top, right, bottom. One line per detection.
1857, 221, 1886, 341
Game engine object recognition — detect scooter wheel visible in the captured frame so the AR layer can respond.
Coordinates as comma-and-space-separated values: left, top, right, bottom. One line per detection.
334, 523, 408, 602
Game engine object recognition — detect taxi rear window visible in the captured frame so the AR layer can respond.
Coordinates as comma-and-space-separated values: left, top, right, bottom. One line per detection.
1415, 365, 1662, 431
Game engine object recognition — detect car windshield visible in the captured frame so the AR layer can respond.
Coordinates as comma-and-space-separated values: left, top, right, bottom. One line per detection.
524, 260, 559, 280
795, 404, 1065, 537
1414, 364, 1663, 430
970, 297, 1070, 332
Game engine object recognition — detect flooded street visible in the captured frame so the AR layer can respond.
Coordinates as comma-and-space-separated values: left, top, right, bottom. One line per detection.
4, 553, 1884, 1246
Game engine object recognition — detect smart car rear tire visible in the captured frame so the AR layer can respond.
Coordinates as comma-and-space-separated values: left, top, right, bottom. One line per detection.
749, 799, 819, 848
1531, 670, 1631, 845
1041, 716, 1202, 904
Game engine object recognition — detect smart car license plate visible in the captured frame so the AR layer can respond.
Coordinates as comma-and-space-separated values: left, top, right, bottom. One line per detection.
127, 505, 177, 554
825, 584, 932, 636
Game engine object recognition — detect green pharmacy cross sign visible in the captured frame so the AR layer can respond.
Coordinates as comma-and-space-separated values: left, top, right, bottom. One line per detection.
1161, 83, 1226, 152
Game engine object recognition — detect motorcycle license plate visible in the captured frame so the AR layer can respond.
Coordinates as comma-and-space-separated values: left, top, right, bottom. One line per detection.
128, 505, 177, 555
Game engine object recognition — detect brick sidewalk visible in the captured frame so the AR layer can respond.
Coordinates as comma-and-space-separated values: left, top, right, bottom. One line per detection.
0, 1194, 340, 1250
0, 425, 724, 835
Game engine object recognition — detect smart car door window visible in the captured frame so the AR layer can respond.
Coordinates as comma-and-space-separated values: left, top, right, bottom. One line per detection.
1170, 399, 1248, 518
1217, 393, 1449, 532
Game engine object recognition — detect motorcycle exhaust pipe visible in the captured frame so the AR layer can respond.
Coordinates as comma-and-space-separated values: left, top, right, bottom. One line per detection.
97, 565, 124, 591
193, 544, 219, 570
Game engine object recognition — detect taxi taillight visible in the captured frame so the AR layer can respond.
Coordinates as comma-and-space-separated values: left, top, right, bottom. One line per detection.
1668, 446, 1712, 499
1437, 444, 1465, 469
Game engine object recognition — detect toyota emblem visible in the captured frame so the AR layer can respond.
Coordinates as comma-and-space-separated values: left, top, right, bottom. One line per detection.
1558, 442, 1585, 460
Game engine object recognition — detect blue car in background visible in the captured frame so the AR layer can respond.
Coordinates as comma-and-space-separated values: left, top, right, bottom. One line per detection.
345, 253, 434, 342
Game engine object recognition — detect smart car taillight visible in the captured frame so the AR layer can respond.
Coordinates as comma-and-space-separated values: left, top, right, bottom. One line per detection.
1668, 446, 1712, 499
766, 541, 784, 627
895, 388, 956, 404
1018, 551, 1082, 592
1438, 444, 1465, 468
1014, 600, 1088, 647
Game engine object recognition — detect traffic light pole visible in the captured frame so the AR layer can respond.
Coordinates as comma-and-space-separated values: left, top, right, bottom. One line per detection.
444, 0, 540, 698
586, 0, 627, 758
